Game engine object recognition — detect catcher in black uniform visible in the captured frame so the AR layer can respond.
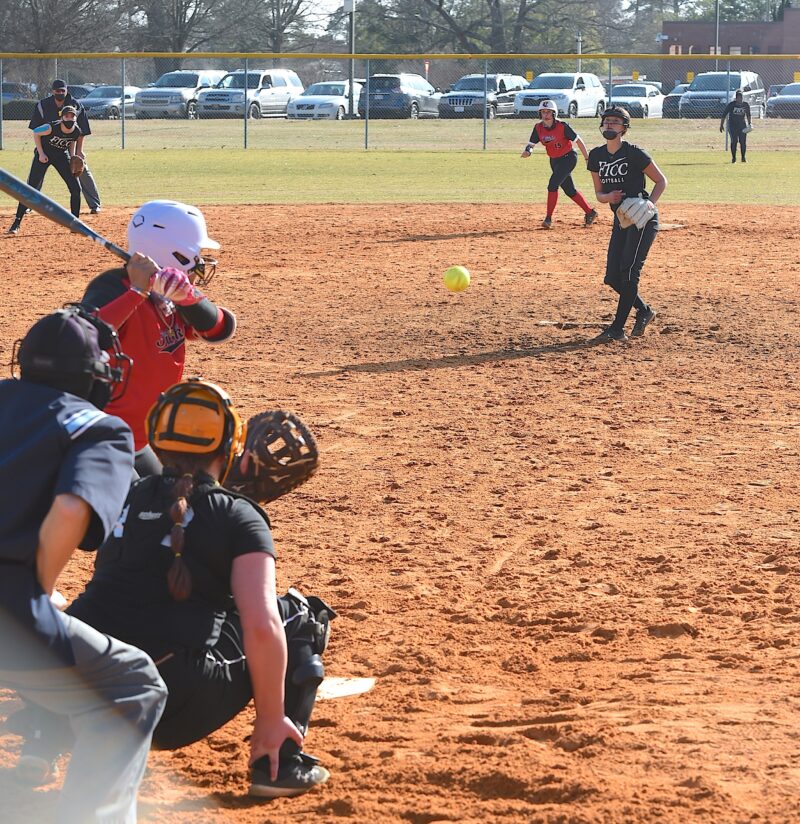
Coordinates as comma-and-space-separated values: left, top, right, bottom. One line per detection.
587, 106, 668, 342
12, 379, 331, 800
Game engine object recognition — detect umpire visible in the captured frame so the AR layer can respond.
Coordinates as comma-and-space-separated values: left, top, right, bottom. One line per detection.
0, 306, 166, 822
29, 79, 102, 212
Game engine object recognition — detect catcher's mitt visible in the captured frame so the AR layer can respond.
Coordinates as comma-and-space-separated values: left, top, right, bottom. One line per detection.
69, 155, 85, 177
617, 196, 656, 230
224, 410, 319, 504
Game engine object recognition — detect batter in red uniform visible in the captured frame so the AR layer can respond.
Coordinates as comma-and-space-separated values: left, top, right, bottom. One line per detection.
521, 99, 597, 229
80, 201, 236, 476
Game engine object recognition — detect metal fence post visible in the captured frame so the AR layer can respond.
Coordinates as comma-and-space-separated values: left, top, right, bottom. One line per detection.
608, 57, 613, 106
121, 58, 126, 150
244, 57, 249, 150
482, 59, 488, 151
364, 59, 370, 150
0, 59, 4, 151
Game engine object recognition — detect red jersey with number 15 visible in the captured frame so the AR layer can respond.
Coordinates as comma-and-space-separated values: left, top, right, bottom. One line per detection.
529, 120, 579, 159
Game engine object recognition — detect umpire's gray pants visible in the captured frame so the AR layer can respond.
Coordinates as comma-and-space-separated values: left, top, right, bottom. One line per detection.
79, 164, 101, 211
0, 613, 167, 824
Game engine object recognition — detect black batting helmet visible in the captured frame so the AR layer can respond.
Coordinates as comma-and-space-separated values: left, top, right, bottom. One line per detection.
601, 106, 631, 128
13, 305, 132, 409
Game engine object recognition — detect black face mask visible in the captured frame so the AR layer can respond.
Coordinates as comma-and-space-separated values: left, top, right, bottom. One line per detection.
601, 129, 620, 140
53, 91, 67, 100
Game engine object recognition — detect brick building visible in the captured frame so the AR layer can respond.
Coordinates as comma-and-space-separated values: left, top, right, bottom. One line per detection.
660, 7, 800, 90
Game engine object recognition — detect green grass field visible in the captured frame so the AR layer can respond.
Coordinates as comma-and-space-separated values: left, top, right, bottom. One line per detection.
1, 117, 798, 206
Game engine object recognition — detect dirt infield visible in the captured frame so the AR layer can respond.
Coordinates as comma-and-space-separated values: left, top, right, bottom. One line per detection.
2, 202, 800, 823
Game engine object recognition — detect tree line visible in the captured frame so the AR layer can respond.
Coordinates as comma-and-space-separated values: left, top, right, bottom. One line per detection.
0, 0, 790, 85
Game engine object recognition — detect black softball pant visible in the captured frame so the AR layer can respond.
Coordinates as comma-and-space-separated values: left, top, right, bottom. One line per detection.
547, 151, 579, 197
730, 128, 747, 159
604, 211, 659, 331
15, 151, 81, 221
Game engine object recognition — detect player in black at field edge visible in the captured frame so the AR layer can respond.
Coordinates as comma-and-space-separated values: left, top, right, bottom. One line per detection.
720, 91, 752, 164
7, 105, 83, 235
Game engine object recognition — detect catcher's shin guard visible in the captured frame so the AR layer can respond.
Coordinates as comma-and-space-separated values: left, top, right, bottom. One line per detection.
277, 588, 336, 760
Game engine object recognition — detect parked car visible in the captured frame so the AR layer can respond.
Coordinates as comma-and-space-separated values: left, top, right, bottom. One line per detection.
514, 72, 606, 118
81, 85, 140, 119
287, 80, 361, 120
196, 68, 303, 119
357, 74, 441, 119
679, 70, 766, 119
135, 69, 227, 119
662, 83, 689, 119
768, 84, 786, 98
66, 84, 97, 100
766, 82, 800, 117
1, 82, 37, 104
609, 83, 664, 118
438, 73, 527, 119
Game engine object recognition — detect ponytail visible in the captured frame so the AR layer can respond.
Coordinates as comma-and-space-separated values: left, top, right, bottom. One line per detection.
167, 473, 194, 601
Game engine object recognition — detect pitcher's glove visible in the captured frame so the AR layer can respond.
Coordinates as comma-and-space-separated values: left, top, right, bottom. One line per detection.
69, 155, 85, 177
617, 197, 656, 230
224, 411, 319, 504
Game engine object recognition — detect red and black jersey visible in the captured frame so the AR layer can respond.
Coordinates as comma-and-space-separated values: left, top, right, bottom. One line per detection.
81, 269, 236, 450
529, 120, 579, 159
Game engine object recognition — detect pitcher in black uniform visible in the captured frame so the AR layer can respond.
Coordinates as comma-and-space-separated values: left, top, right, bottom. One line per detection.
0, 306, 166, 820
720, 91, 752, 163
587, 106, 668, 341
8, 105, 82, 235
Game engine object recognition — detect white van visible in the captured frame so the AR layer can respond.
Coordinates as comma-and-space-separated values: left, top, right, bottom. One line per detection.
514, 73, 606, 118
134, 69, 227, 119
196, 69, 304, 118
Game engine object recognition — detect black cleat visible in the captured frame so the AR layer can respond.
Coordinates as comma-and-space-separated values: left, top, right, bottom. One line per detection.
542, 216, 552, 229
741, 157, 746, 163
584, 209, 598, 226
731, 157, 736, 163
249, 751, 330, 799
90, 208, 101, 214
7, 220, 21, 235
595, 326, 628, 343
631, 307, 656, 337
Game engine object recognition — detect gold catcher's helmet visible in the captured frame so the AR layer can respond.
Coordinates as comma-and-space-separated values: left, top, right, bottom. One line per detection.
147, 378, 246, 481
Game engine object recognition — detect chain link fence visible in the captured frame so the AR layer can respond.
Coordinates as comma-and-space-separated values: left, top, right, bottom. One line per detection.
1, 53, 799, 152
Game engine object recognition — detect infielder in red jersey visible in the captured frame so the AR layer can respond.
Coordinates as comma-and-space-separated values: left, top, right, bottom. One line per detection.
80, 201, 236, 476
520, 99, 597, 229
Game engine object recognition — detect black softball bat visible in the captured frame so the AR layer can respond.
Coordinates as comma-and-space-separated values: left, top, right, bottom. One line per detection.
0, 167, 130, 263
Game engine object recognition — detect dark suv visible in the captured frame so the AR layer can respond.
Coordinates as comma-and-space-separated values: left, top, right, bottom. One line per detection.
679, 71, 767, 119
358, 73, 441, 119
439, 73, 528, 118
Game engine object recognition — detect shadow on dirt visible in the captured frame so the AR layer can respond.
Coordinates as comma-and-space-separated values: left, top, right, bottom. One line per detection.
377, 228, 532, 243
298, 337, 607, 378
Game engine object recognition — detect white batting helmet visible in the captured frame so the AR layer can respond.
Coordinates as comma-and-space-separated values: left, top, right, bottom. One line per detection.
127, 200, 220, 284
538, 100, 558, 116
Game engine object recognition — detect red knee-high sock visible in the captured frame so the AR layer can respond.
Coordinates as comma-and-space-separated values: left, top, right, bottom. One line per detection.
546, 190, 558, 218
569, 192, 592, 214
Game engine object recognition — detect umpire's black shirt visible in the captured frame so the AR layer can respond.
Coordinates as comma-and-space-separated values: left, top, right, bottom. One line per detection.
30, 93, 91, 136
0, 379, 133, 669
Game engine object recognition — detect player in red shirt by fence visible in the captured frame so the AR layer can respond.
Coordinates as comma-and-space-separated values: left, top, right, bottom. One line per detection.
521, 99, 597, 229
